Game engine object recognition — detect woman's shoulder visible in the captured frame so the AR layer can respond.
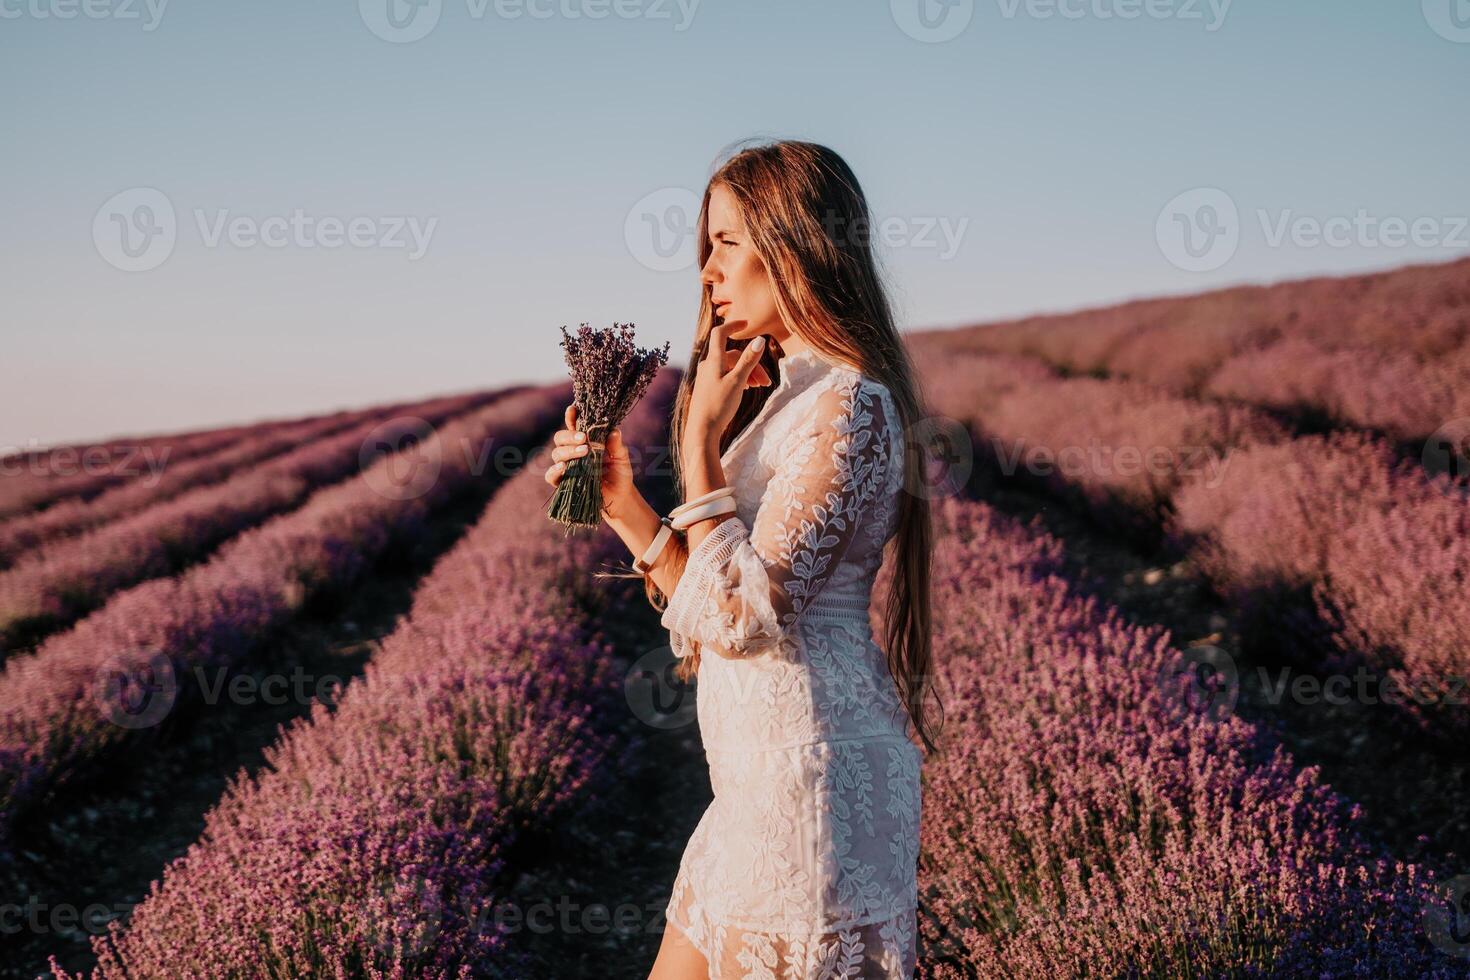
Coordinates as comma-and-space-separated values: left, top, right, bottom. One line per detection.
843, 368, 896, 413
792, 368, 897, 435
811, 359, 887, 393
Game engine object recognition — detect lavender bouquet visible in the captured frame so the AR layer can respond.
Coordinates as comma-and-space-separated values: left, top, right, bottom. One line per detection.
547, 322, 669, 531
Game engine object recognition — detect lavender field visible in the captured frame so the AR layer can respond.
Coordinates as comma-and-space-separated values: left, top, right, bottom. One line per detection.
3, 261, 1469, 978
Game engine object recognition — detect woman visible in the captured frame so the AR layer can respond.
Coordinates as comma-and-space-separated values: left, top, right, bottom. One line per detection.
545, 140, 939, 979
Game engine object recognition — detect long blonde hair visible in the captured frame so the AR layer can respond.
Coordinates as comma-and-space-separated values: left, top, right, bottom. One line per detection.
648, 138, 941, 755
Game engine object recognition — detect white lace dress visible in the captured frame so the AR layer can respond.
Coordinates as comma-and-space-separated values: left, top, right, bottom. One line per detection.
660, 346, 922, 979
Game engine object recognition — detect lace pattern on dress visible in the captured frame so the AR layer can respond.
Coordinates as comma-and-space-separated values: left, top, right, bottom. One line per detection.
661, 371, 896, 661
658, 352, 920, 979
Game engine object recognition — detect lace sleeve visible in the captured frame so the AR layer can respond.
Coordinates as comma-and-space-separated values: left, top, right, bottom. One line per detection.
660, 375, 896, 660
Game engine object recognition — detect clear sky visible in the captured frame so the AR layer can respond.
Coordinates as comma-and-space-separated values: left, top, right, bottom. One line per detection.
3, 0, 1467, 448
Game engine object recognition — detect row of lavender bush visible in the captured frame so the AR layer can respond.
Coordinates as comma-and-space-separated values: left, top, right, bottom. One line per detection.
910, 258, 1470, 446
0, 411, 314, 521
917, 346, 1469, 735
0, 384, 569, 872
1201, 336, 1470, 446
909, 494, 1464, 977
0, 396, 453, 568
0, 390, 505, 651
912, 345, 1288, 541
913, 255, 1469, 388
1170, 430, 1470, 736
47, 373, 676, 979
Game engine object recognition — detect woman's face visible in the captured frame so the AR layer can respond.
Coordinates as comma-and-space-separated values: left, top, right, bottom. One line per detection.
700, 183, 786, 345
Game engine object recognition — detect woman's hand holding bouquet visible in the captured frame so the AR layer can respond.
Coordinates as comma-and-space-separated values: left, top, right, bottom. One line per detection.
544, 400, 636, 519
545, 322, 668, 530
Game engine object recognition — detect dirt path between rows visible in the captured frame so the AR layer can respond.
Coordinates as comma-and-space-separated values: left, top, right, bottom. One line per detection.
963, 468, 1470, 871
507, 597, 711, 978
8, 477, 523, 980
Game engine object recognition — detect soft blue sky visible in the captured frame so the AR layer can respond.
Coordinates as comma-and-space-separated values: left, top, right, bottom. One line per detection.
3, 0, 1467, 448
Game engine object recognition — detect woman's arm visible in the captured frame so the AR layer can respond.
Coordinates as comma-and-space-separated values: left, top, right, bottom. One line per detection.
675, 419, 738, 556
601, 420, 734, 600
602, 323, 761, 623
660, 377, 898, 660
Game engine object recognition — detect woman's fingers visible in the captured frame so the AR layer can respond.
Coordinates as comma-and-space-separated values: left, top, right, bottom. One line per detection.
732, 336, 766, 385
722, 345, 772, 387
545, 423, 613, 485
551, 443, 590, 463
705, 322, 730, 368
547, 402, 597, 482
